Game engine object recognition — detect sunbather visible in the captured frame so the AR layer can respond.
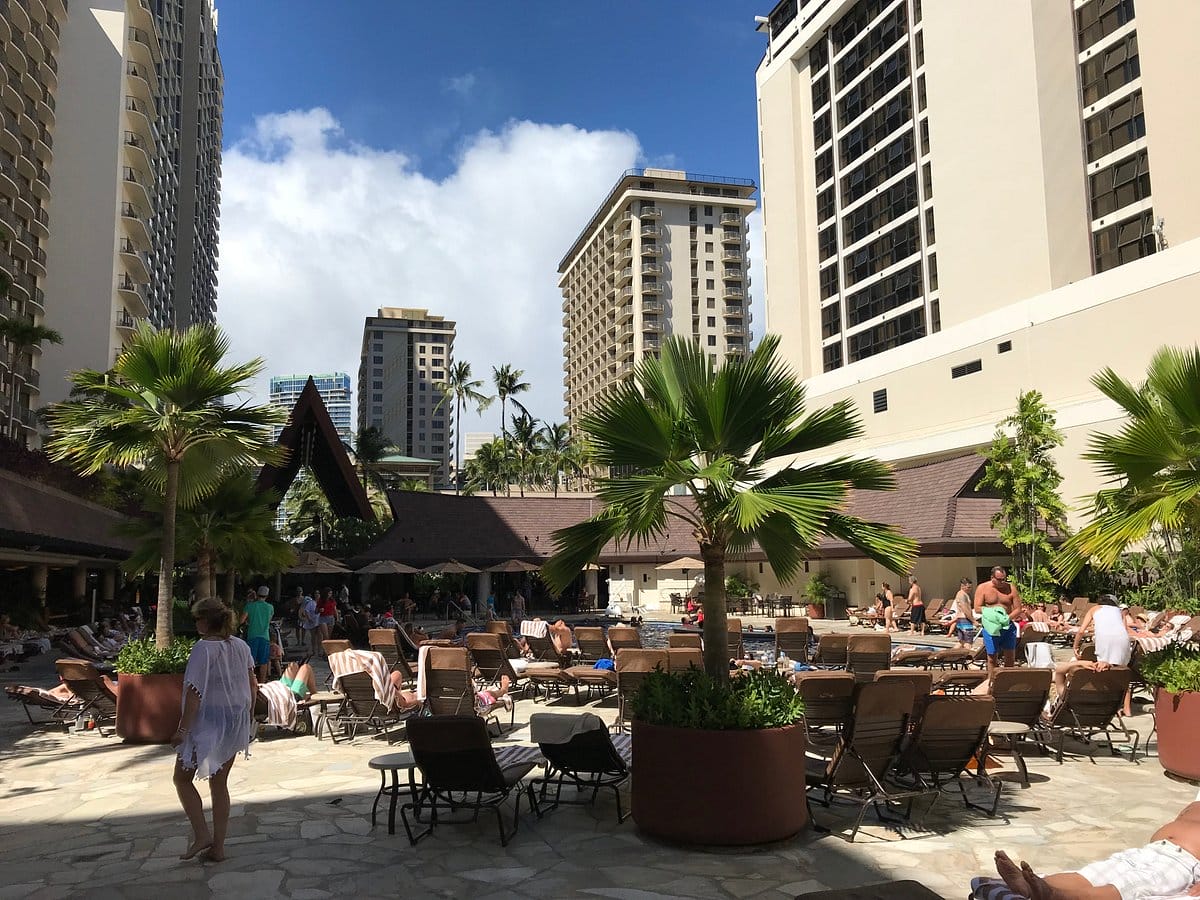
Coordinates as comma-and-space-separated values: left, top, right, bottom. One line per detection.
549, 620, 574, 655
277, 662, 318, 700
476, 674, 513, 709
991, 800, 1200, 898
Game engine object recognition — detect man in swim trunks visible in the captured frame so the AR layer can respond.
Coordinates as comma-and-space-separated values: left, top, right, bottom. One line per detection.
991, 800, 1200, 898
975, 566, 1024, 684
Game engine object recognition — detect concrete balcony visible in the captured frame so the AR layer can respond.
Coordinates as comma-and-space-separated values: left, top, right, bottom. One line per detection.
641, 299, 664, 314
638, 206, 662, 219
720, 212, 742, 226
722, 286, 745, 300
723, 267, 744, 281
721, 249, 743, 262
615, 302, 633, 323
619, 285, 633, 299
721, 229, 742, 244
641, 319, 664, 333
724, 324, 747, 336
617, 266, 633, 285
117, 274, 149, 315
641, 282, 664, 295
724, 304, 745, 317
641, 242, 662, 256
640, 224, 662, 238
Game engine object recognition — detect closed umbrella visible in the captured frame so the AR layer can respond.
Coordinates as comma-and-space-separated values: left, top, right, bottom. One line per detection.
356, 560, 421, 575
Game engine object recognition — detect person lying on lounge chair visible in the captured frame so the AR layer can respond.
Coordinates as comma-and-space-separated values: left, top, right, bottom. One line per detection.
1043, 659, 1114, 716
991, 800, 1200, 899
436, 619, 466, 643
277, 662, 318, 700
476, 674, 514, 709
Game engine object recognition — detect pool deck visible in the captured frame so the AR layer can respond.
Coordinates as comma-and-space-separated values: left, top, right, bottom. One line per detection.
0, 640, 1193, 900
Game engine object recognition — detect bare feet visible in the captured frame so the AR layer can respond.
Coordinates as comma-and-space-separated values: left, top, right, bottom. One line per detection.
995, 851, 1030, 896
201, 845, 225, 862
179, 838, 213, 860
1021, 862, 1056, 900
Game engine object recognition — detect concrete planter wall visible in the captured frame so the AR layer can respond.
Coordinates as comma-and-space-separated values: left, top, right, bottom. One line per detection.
1154, 686, 1200, 781
116, 673, 184, 744
630, 719, 808, 845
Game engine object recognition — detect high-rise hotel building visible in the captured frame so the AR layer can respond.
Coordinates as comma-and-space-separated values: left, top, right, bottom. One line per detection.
270, 373, 353, 446
38, 0, 223, 408
755, 0, 1200, 517
357, 308, 455, 486
0, 0, 67, 442
558, 168, 757, 425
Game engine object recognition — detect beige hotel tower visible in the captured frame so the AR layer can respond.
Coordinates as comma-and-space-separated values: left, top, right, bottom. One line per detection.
559, 168, 757, 425
756, 0, 1200, 518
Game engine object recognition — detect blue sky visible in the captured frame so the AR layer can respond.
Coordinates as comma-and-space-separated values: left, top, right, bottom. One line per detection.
215, 2, 770, 435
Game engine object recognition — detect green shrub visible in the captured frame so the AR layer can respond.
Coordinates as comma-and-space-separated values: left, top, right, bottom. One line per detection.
1140, 641, 1200, 694
630, 667, 804, 731
725, 572, 758, 597
116, 637, 196, 675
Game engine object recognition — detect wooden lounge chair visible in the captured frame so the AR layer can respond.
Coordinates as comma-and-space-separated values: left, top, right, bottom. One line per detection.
485, 620, 519, 654
607, 625, 642, 654
932, 670, 989, 695
614, 649, 667, 731
805, 680, 921, 841
795, 671, 856, 749
54, 659, 117, 735
892, 649, 933, 667
989, 668, 1053, 763
328, 671, 411, 741
368, 628, 416, 687
528, 712, 631, 823
898, 695, 1001, 816
921, 597, 948, 633
5, 683, 81, 729
401, 715, 538, 847
1038, 666, 1138, 762
321, 639, 351, 656
847, 633, 892, 683
667, 648, 703, 672
574, 627, 610, 663
927, 646, 979, 669
525, 627, 574, 666
423, 646, 511, 734
813, 633, 850, 667
775, 617, 811, 663
726, 618, 744, 660
874, 669, 933, 713
668, 632, 701, 649
526, 664, 579, 703
466, 632, 529, 695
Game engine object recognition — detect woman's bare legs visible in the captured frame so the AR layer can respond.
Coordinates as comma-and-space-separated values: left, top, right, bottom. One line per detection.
205, 755, 236, 861
173, 757, 211, 859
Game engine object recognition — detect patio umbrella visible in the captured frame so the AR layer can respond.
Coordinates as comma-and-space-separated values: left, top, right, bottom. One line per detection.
356, 560, 421, 575
289, 551, 351, 575
421, 559, 481, 574
485, 559, 542, 573
583, 562, 603, 571
656, 556, 704, 573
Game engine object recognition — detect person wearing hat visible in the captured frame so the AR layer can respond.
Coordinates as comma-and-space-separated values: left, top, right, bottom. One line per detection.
240, 586, 275, 682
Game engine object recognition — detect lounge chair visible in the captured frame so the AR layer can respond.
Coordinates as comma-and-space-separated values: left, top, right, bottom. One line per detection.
932, 670, 989, 695
401, 715, 537, 846
327, 649, 417, 741
988, 668, 1053, 765
805, 680, 921, 841
526, 664, 580, 703
874, 669, 933, 712
321, 639, 351, 656
465, 632, 529, 694
528, 712, 631, 823
847, 633, 892, 683
897, 695, 1001, 816
607, 625, 642, 654
892, 649, 933, 667
614, 649, 667, 731
927, 646, 980, 669
368, 628, 415, 684
795, 671, 856, 750
1014, 627, 1049, 663
423, 646, 512, 734
813, 633, 850, 667
564, 663, 618, 701
921, 597, 948, 633
525, 628, 573, 666
668, 632, 702, 649
5, 683, 81, 729
485, 619, 518, 653
726, 617, 743, 660
574, 627, 610, 663
1038, 666, 1138, 762
775, 617, 811, 663
666, 648, 703, 672
54, 659, 118, 735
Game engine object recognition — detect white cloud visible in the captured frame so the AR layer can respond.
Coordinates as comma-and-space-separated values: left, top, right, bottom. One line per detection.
217, 109, 640, 436
443, 73, 477, 97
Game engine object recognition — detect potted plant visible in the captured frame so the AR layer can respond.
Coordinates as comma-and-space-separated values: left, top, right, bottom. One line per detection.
629, 668, 807, 845
805, 571, 832, 618
114, 637, 195, 743
1139, 634, 1200, 781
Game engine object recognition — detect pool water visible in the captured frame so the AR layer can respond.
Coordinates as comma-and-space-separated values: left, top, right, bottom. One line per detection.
637, 621, 777, 649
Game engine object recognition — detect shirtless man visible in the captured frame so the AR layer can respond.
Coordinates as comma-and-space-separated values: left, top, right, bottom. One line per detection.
992, 801, 1200, 898
906, 574, 926, 635
974, 565, 1024, 683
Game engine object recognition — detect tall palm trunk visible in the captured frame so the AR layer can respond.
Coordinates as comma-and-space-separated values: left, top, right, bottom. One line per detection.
700, 542, 728, 679
156, 460, 180, 649
222, 570, 235, 605
195, 544, 216, 600
500, 397, 509, 497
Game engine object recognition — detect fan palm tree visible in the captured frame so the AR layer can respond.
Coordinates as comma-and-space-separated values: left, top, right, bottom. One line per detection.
542, 335, 917, 678
354, 425, 394, 493
509, 411, 540, 498
0, 315, 62, 439
1055, 346, 1200, 601
539, 421, 576, 497
492, 364, 529, 496
435, 361, 493, 494
465, 438, 507, 496
282, 473, 332, 543
45, 324, 285, 648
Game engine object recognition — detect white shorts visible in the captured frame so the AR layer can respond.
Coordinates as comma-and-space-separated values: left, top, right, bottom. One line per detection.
1077, 840, 1200, 899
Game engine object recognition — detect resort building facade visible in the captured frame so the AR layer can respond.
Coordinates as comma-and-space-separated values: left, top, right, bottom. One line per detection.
558, 168, 757, 425
270, 372, 353, 447
0, 0, 68, 442
356, 307, 455, 487
755, 0, 1200, 523
38, 0, 223, 409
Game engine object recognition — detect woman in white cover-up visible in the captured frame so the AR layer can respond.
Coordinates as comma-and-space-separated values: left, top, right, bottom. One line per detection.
171, 598, 256, 862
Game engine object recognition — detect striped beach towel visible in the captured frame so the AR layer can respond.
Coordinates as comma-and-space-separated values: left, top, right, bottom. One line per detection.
329, 649, 397, 710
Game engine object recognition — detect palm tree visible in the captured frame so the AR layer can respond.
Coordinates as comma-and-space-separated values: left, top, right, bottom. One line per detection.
282, 473, 332, 544
1056, 346, 1200, 601
0, 315, 62, 440
465, 438, 507, 496
435, 361, 493, 494
542, 335, 917, 678
539, 421, 575, 497
509, 411, 540, 498
45, 324, 285, 648
492, 364, 529, 496
354, 426, 394, 493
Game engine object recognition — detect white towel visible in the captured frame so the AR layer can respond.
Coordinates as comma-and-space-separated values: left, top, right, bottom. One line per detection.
258, 680, 298, 729
520, 619, 549, 638
416, 645, 431, 703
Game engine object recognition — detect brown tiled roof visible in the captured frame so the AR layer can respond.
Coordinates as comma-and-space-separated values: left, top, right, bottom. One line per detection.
359, 453, 1011, 565
0, 469, 135, 558
256, 377, 375, 521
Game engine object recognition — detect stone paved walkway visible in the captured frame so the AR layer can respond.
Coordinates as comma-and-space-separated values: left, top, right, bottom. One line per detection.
0, 650, 1194, 899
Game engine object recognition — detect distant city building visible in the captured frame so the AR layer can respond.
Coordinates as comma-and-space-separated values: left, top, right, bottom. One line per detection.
462, 432, 495, 464
558, 168, 757, 427
0, 0, 67, 442
357, 308, 456, 486
755, 0, 1200, 520
39, 0, 223, 411
269, 373, 353, 446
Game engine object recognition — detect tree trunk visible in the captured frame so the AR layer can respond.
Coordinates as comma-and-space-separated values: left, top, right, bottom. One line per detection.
700, 542, 728, 679
455, 394, 463, 495
155, 460, 180, 649
222, 570, 235, 605
501, 398, 510, 497
195, 545, 214, 600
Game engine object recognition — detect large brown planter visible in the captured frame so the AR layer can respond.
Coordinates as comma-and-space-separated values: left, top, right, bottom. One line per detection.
631, 719, 808, 845
807, 603, 826, 619
1154, 687, 1200, 781
116, 673, 184, 743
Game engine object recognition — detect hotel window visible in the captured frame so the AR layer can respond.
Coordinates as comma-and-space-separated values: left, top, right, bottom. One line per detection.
1076, 0, 1135, 52
814, 111, 832, 148
706, 278, 715, 289
836, 4, 907, 88
820, 263, 839, 300
930, 298, 941, 333
815, 148, 834, 185
704, 205, 713, 216
1080, 33, 1139, 107
844, 220, 920, 287
818, 224, 838, 262
705, 242, 713, 252
707, 335, 716, 346
812, 71, 830, 110
705, 224, 713, 234
928, 253, 938, 291
922, 162, 933, 199
823, 342, 843, 372
1085, 91, 1145, 163
1093, 209, 1156, 272
839, 92, 911, 168
817, 186, 835, 223
707, 316, 716, 327
1089, 148, 1151, 219
842, 174, 917, 245
821, 303, 841, 339
837, 47, 908, 125
845, 260, 923, 327
917, 74, 926, 112
848, 308, 926, 362
841, 134, 913, 205
925, 208, 936, 244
